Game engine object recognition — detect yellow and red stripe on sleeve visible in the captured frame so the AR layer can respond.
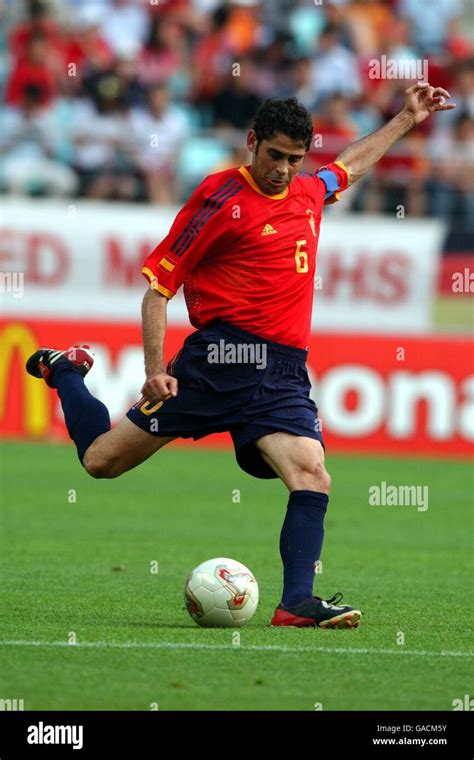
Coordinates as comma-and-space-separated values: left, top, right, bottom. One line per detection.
142, 266, 175, 299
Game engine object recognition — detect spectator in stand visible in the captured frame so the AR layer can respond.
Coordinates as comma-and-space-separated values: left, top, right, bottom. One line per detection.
100, 0, 150, 58
251, 31, 293, 99
287, 0, 327, 58
137, 16, 189, 94
428, 113, 474, 232
224, 0, 262, 57
278, 56, 318, 112
114, 48, 148, 108
210, 56, 261, 129
323, 0, 356, 52
361, 18, 426, 136
8, 0, 65, 63
68, 6, 114, 82
306, 92, 358, 172
421, 60, 474, 211
0, 83, 78, 195
398, 0, 462, 56
442, 59, 474, 125
191, 0, 262, 105
6, 32, 57, 106
129, 82, 190, 204
344, 0, 395, 56
361, 79, 430, 216
81, 27, 135, 107
191, 4, 234, 103
211, 142, 250, 173
72, 75, 136, 199
311, 23, 361, 106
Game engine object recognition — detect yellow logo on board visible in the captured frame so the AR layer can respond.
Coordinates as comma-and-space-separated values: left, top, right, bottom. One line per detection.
0, 324, 50, 436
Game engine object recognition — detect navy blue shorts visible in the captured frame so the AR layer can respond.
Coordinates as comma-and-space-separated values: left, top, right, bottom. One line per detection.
126, 320, 324, 479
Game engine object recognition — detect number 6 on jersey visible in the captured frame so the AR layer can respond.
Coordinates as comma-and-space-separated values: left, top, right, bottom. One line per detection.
295, 240, 309, 273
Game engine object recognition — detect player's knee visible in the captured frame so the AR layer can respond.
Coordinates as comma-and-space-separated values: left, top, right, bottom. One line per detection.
295, 454, 331, 493
304, 463, 331, 492
82, 449, 120, 479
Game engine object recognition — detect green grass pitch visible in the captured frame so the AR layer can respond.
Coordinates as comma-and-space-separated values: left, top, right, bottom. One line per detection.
0, 441, 472, 711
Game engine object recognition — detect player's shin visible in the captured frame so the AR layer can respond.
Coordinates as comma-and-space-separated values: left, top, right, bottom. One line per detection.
50, 365, 111, 464
279, 490, 328, 607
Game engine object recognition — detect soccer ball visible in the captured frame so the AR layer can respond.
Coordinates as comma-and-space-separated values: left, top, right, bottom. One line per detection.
184, 557, 259, 627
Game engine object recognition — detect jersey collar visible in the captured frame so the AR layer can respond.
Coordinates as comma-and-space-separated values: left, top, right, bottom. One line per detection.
239, 165, 289, 200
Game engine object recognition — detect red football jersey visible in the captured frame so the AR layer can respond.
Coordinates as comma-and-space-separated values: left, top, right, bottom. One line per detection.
142, 161, 349, 349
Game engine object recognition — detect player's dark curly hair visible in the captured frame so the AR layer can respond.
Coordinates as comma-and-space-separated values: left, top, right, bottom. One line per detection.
252, 98, 314, 152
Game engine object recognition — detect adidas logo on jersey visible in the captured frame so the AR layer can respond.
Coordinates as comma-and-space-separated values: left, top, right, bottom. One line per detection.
261, 224, 277, 236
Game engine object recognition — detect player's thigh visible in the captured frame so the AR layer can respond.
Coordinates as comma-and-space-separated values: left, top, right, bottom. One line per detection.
83, 417, 176, 478
255, 432, 328, 491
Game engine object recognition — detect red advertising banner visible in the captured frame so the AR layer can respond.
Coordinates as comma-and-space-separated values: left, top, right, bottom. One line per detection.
0, 319, 472, 458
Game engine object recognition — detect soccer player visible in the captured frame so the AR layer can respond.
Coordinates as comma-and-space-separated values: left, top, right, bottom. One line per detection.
26, 83, 453, 628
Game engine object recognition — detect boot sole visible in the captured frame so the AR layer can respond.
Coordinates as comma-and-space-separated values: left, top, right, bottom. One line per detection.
271, 609, 362, 629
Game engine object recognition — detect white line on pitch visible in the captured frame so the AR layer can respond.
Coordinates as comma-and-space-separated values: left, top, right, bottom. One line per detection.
0, 640, 472, 658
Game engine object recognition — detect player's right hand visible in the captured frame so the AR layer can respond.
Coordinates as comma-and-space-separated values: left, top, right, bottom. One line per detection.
141, 372, 178, 403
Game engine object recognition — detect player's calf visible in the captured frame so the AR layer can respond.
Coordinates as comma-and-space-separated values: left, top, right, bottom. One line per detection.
82, 419, 176, 479
26, 346, 170, 475
26, 343, 112, 465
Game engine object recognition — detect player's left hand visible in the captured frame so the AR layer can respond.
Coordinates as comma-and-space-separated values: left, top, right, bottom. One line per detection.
403, 83, 456, 126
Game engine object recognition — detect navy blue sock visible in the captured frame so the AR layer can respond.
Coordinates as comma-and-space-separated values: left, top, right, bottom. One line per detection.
280, 490, 328, 608
50, 365, 111, 463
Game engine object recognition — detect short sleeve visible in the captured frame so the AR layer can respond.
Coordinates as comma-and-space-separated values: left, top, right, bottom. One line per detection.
316, 160, 350, 205
142, 174, 243, 298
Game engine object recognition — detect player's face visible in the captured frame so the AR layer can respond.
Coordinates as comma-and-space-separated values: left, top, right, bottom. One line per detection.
247, 131, 307, 195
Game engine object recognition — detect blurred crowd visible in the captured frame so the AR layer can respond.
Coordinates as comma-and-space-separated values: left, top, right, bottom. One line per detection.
0, 0, 473, 234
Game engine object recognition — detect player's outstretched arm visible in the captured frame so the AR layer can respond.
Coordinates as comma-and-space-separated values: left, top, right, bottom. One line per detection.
335, 83, 456, 186
141, 287, 178, 403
